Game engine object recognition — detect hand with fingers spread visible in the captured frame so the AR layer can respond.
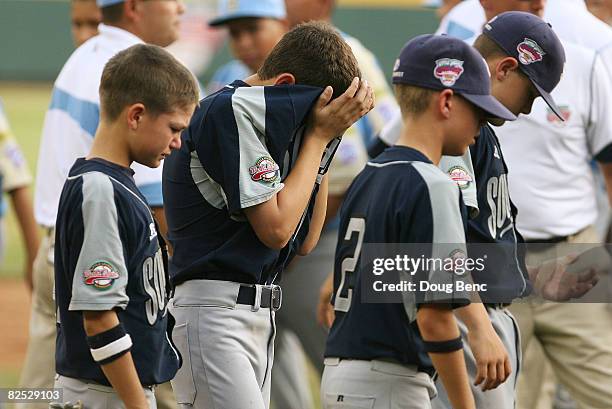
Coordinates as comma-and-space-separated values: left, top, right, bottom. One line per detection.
531, 254, 599, 301
308, 77, 375, 143
467, 322, 512, 391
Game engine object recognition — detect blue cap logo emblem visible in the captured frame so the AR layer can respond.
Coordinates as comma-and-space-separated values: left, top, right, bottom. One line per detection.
517, 38, 546, 65
434, 58, 464, 87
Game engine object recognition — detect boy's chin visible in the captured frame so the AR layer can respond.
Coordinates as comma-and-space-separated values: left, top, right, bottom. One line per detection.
137, 157, 162, 169
442, 145, 468, 157
488, 117, 506, 127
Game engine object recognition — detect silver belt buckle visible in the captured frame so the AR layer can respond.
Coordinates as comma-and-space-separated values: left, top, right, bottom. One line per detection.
271, 285, 282, 311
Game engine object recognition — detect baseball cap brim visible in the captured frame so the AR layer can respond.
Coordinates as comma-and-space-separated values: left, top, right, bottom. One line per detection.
461, 93, 517, 122
209, 11, 283, 26
532, 81, 564, 121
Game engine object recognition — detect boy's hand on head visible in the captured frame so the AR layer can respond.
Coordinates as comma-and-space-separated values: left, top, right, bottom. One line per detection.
309, 78, 374, 143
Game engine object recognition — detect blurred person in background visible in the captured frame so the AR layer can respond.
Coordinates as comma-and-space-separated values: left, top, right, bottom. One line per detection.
422, 0, 463, 19
19, 1, 186, 408
206, 0, 288, 94
71, 0, 101, 47
0, 100, 39, 292
587, 0, 612, 24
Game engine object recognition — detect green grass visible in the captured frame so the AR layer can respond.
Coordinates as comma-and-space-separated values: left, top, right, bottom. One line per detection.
0, 81, 52, 278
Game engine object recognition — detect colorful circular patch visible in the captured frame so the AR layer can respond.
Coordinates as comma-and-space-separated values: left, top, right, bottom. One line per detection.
249, 156, 280, 183
83, 262, 120, 290
448, 166, 473, 190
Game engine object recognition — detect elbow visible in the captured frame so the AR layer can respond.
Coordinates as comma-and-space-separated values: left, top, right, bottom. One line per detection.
416, 305, 456, 339
258, 226, 293, 250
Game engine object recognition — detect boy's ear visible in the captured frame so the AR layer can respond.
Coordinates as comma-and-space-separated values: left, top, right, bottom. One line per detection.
438, 89, 454, 119
126, 103, 146, 130
274, 73, 296, 86
123, 0, 139, 21
494, 56, 520, 81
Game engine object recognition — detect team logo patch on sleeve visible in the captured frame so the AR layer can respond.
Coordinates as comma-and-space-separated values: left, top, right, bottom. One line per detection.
448, 166, 473, 190
434, 58, 464, 87
249, 156, 280, 183
83, 262, 120, 290
517, 38, 545, 65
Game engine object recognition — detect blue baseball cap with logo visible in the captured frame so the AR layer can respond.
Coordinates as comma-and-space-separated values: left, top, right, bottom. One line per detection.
209, 0, 286, 27
96, 0, 123, 7
392, 34, 516, 121
482, 11, 566, 120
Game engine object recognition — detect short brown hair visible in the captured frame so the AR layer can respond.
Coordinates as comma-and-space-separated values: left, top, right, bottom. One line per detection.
473, 34, 508, 60
258, 21, 360, 99
100, 44, 199, 121
393, 84, 437, 117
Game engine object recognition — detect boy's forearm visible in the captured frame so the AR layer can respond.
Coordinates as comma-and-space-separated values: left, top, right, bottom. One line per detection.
430, 351, 476, 409
244, 133, 327, 249
417, 305, 475, 409
298, 175, 328, 255
83, 311, 148, 409
100, 353, 149, 409
454, 302, 489, 331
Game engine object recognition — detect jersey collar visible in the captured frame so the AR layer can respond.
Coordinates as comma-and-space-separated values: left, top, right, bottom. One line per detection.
98, 24, 144, 48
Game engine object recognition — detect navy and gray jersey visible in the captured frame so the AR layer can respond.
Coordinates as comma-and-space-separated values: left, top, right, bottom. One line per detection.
54, 158, 179, 386
163, 80, 338, 285
442, 125, 531, 303
325, 146, 471, 375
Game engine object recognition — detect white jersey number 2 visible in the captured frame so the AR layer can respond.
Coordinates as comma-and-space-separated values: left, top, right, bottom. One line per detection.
334, 217, 365, 313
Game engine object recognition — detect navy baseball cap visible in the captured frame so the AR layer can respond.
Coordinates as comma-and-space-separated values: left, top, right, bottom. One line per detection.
209, 0, 286, 27
392, 34, 516, 121
483, 11, 566, 120
96, 0, 123, 7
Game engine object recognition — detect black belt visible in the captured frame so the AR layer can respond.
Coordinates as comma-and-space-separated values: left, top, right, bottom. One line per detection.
237, 285, 282, 311
484, 303, 511, 309
524, 227, 588, 244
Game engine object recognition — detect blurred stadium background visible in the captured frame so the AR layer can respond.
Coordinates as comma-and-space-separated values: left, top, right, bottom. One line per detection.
0, 0, 439, 390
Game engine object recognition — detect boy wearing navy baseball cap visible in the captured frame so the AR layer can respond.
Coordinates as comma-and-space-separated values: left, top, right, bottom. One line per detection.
321, 34, 513, 409
428, 12, 595, 409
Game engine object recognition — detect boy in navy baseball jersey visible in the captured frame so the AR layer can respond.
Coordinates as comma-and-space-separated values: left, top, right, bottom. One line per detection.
162, 22, 373, 409
321, 34, 516, 409
360, 12, 597, 409
53, 44, 198, 409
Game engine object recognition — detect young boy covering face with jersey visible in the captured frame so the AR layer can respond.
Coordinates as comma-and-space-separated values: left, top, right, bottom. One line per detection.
53, 44, 199, 409
162, 21, 374, 409
321, 34, 516, 409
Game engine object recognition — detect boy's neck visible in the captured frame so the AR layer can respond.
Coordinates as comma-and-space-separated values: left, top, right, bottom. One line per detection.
395, 115, 444, 165
87, 121, 132, 169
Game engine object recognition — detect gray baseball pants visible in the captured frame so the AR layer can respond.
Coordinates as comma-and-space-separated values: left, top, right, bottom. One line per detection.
169, 279, 276, 409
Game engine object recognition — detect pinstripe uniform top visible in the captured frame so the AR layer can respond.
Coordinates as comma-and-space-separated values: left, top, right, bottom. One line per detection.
325, 146, 471, 375
54, 158, 179, 386
163, 80, 340, 285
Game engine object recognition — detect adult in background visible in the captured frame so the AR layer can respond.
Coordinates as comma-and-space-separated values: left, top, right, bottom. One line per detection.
436, 1, 612, 408
71, 0, 101, 47
20, 1, 185, 408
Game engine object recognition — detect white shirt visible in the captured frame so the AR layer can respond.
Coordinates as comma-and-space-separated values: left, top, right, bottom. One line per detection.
497, 43, 612, 239
438, 0, 612, 57
34, 24, 164, 227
